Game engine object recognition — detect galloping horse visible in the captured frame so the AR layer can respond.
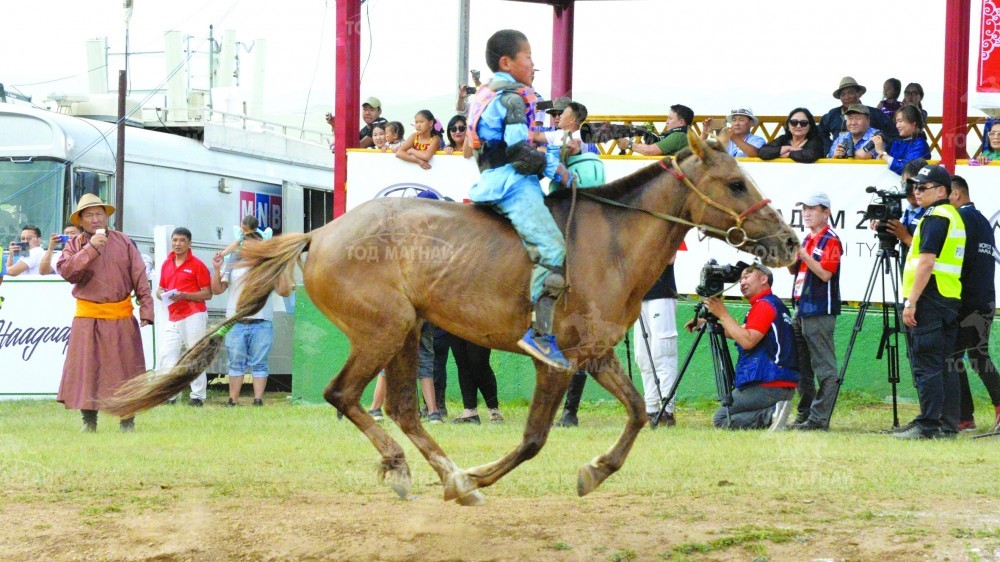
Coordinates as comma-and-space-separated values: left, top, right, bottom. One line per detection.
110, 129, 799, 505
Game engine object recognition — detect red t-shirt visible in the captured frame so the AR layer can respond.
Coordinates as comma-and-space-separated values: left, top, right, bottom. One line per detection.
793, 226, 842, 299
744, 289, 797, 389
159, 252, 210, 322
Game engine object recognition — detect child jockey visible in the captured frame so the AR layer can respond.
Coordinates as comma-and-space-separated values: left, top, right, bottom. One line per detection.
467, 29, 573, 370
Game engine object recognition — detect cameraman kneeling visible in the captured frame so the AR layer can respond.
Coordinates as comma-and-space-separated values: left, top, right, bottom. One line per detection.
687, 264, 800, 430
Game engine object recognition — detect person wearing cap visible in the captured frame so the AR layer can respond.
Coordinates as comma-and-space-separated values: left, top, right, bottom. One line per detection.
786, 193, 842, 430
702, 108, 765, 158
618, 104, 694, 157
359, 97, 388, 149
56, 194, 154, 433
828, 104, 882, 159
819, 76, 895, 154
946, 176, 1000, 433
689, 264, 799, 430
895, 164, 966, 439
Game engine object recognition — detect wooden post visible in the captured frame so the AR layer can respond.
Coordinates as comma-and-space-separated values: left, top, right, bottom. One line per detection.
940, 0, 971, 171
115, 70, 126, 231
333, 0, 362, 218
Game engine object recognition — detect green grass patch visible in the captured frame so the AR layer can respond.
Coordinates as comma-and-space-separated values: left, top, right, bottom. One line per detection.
670, 525, 805, 556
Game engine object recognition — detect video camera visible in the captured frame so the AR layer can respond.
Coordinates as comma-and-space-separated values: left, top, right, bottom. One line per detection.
696, 259, 750, 298
579, 122, 661, 145
862, 186, 907, 250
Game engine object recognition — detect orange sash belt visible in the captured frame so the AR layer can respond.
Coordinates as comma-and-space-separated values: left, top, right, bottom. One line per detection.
75, 296, 134, 319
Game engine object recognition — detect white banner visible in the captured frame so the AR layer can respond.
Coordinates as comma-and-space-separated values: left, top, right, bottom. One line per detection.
346, 151, 1000, 302
0, 278, 155, 397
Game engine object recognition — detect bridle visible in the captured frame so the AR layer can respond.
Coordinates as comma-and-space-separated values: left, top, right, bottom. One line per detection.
576, 155, 773, 248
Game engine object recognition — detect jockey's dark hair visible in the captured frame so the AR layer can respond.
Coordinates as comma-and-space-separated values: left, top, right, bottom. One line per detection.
670, 104, 694, 127
171, 227, 192, 241
951, 175, 969, 196
895, 104, 925, 132
241, 215, 260, 231
486, 29, 528, 73
885, 78, 901, 97
416, 109, 443, 141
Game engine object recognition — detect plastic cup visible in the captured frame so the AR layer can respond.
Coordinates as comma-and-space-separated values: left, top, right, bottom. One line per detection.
95, 229, 106, 236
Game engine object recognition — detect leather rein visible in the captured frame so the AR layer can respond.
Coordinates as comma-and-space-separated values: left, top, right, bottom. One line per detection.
575, 156, 772, 248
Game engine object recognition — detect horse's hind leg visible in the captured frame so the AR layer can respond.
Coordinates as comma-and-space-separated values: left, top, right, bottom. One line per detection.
446, 360, 573, 501
575, 350, 646, 497
323, 350, 413, 499
383, 323, 484, 506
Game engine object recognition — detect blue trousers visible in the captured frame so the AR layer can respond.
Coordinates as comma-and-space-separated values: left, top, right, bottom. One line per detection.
487, 184, 565, 302
225, 320, 274, 378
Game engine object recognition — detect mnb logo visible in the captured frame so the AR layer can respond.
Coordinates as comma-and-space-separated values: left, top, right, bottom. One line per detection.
240, 191, 283, 235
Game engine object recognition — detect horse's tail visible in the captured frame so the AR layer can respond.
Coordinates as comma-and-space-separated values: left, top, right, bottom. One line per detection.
107, 233, 312, 418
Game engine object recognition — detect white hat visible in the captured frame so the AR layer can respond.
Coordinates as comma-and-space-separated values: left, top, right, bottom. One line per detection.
796, 192, 832, 209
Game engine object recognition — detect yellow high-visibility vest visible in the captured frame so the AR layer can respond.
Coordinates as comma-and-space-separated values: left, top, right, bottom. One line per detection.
903, 203, 966, 299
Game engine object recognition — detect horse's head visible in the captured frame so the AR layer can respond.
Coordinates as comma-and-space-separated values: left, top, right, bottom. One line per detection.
675, 128, 799, 267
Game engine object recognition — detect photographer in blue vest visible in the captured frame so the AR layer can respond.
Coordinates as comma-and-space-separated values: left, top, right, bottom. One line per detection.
787, 192, 843, 431
896, 165, 966, 439
690, 264, 799, 430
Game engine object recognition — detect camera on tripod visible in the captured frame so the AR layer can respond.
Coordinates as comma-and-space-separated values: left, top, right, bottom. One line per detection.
696, 259, 749, 298
579, 122, 661, 145
862, 186, 907, 250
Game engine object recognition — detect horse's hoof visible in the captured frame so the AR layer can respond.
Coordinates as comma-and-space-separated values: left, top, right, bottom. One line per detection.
443, 470, 477, 502
577, 460, 605, 497
454, 490, 485, 506
381, 463, 412, 499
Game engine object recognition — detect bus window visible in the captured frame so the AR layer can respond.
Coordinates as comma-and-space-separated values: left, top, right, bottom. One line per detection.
72, 170, 114, 207
0, 158, 65, 246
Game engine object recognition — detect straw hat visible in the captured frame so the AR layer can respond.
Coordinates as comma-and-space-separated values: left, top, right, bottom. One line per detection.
69, 194, 116, 226
832, 76, 867, 99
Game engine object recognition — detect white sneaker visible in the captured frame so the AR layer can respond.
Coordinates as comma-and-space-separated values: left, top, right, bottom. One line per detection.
769, 400, 792, 432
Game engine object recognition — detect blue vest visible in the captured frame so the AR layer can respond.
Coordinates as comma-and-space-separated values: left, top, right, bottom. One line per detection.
734, 293, 800, 390
793, 229, 842, 318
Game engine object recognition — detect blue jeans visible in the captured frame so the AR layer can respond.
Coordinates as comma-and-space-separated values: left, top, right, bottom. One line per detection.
486, 183, 565, 302
225, 320, 274, 378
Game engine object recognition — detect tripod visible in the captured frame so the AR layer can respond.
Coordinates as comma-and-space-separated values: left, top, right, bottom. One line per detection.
829, 239, 905, 428
652, 303, 735, 427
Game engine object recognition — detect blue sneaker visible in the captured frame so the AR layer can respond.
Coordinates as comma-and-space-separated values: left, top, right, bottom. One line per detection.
517, 329, 572, 370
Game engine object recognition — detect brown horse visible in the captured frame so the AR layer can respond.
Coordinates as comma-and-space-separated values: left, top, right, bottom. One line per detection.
109, 129, 799, 505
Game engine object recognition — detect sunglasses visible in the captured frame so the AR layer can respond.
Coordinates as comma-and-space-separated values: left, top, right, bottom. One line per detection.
988, 131, 1000, 138
449, 125, 467, 133
787, 119, 811, 128
912, 184, 938, 193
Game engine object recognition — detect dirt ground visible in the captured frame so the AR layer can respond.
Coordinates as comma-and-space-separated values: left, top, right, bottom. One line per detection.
3, 488, 999, 561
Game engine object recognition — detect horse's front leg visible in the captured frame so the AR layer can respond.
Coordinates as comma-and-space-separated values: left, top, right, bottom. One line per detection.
576, 350, 646, 497
444, 359, 573, 501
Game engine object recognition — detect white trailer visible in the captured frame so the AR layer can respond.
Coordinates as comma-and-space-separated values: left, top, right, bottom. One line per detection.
0, 103, 334, 395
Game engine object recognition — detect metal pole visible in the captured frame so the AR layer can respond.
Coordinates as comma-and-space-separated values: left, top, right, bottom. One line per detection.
115, 70, 126, 232
457, 0, 470, 91
334, 0, 362, 218
551, 1, 575, 98
940, 0, 971, 171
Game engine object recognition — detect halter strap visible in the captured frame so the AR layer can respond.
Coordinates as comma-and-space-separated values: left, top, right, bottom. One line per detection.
630, 156, 771, 247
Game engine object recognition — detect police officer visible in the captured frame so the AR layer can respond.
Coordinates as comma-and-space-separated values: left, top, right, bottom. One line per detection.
947, 176, 1000, 433
896, 165, 966, 439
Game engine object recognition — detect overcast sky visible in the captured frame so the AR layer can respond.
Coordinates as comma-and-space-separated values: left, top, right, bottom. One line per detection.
2, 0, 994, 130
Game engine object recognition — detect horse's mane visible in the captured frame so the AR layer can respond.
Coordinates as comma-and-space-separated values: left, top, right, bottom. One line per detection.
547, 146, 697, 202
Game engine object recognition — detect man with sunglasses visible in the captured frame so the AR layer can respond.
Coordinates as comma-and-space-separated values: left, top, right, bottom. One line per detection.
895, 165, 966, 439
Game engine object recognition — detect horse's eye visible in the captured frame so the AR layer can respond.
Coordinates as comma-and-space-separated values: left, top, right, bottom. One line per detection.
727, 180, 747, 194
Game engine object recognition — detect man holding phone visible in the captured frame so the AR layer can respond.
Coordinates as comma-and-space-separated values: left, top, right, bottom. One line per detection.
5, 225, 45, 276
39, 225, 83, 276
618, 104, 694, 157
701, 108, 765, 158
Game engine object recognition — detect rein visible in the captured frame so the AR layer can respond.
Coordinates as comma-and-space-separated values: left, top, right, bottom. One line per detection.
577, 156, 772, 248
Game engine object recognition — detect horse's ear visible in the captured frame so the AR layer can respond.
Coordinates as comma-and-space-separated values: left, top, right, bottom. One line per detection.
687, 127, 714, 164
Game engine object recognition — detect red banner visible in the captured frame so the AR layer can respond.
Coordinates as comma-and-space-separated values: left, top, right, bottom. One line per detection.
979, 0, 1000, 92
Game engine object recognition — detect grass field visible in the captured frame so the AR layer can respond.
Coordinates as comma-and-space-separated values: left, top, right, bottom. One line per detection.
2, 392, 999, 561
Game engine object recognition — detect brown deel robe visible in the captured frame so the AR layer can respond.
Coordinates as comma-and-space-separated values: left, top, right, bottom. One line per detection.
56, 231, 154, 410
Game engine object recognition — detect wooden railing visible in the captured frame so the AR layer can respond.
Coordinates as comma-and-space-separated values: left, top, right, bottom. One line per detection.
587, 114, 992, 160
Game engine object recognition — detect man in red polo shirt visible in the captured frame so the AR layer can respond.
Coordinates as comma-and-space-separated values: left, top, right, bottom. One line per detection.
157, 227, 212, 405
